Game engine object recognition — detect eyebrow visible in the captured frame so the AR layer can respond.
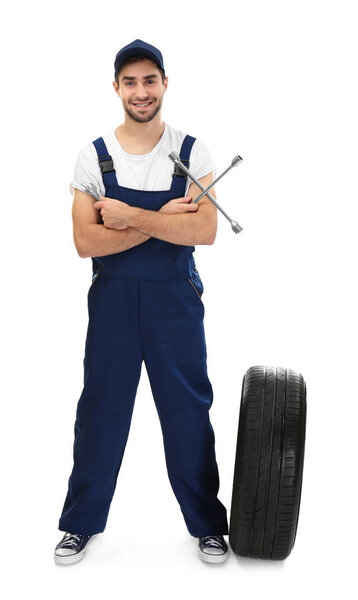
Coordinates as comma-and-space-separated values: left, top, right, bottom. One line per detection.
121, 74, 158, 81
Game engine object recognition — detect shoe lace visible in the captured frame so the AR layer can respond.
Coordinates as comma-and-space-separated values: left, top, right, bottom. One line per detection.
61, 533, 81, 548
202, 536, 224, 547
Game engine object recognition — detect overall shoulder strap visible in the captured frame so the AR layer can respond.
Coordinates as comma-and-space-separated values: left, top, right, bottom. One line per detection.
92, 137, 119, 188
170, 134, 196, 196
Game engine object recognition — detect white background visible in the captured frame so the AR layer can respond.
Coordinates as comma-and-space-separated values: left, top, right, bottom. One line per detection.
1, 0, 357, 597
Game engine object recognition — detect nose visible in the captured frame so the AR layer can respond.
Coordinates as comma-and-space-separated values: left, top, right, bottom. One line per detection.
133, 82, 150, 100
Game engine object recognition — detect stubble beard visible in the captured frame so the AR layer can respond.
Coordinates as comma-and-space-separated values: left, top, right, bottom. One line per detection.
123, 96, 163, 124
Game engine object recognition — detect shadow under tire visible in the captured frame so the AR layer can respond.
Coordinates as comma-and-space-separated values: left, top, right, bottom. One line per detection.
229, 365, 307, 560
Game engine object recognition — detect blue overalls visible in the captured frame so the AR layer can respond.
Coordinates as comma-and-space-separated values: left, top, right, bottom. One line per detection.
58, 133, 229, 538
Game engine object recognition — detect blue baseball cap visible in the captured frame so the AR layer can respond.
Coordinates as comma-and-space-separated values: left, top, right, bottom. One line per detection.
114, 39, 165, 81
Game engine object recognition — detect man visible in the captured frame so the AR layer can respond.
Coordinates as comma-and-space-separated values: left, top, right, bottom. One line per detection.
54, 39, 229, 566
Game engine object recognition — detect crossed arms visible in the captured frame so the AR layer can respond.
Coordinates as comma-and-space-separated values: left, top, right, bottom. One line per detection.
72, 172, 218, 258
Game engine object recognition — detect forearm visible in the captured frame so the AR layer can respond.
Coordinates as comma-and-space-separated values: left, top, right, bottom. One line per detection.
127, 207, 212, 246
78, 224, 151, 258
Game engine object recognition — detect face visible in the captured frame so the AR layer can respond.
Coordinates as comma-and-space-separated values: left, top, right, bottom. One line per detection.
113, 58, 168, 124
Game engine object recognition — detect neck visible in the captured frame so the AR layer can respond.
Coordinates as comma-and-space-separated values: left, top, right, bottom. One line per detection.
119, 113, 165, 142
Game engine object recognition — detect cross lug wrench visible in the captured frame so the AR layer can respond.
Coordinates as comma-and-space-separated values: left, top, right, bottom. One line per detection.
168, 151, 243, 234
193, 155, 242, 204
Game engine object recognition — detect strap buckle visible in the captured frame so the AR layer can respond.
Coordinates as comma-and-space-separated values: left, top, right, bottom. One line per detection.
172, 158, 190, 178
98, 155, 115, 174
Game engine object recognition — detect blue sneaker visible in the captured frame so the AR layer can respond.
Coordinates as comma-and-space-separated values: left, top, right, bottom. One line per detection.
198, 535, 228, 563
54, 532, 98, 565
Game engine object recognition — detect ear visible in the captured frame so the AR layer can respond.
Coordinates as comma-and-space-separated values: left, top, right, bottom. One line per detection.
112, 80, 121, 97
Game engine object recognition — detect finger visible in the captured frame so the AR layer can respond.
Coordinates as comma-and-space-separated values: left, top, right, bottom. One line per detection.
173, 197, 192, 204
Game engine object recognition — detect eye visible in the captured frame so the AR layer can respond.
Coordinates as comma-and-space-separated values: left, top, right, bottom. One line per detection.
125, 82, 134, 86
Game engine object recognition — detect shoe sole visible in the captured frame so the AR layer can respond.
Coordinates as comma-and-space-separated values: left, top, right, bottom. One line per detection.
197, 546, 229, 564
54, 534, 98, 565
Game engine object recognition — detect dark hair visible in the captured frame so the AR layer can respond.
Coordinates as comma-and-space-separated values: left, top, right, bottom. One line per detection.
115, 55, 165, 85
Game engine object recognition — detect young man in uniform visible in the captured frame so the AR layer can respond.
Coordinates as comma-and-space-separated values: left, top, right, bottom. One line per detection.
54, 39, 229, 565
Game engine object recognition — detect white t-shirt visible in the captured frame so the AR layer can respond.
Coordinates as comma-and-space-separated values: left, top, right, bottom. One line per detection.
69, 122, 216, 198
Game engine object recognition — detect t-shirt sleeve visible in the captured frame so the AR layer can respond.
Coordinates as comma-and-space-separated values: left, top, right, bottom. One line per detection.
69, 142, 105, 197
192, 139, 216, 180
185, 139, 216, 197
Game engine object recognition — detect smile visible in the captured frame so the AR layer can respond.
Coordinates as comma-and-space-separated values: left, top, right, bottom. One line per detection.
133, 102, 153, 108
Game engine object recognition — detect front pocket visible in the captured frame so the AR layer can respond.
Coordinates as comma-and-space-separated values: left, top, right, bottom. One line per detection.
188, 278, 203, 302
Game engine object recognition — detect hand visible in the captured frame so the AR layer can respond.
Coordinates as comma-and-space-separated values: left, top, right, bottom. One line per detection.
159, 196, 199, 214
93, 196, 131, 229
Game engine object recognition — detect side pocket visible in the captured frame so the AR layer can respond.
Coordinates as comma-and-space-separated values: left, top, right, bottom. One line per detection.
91, 271, 101, 284
89, 269, 102, 292
188, 278, 203, 303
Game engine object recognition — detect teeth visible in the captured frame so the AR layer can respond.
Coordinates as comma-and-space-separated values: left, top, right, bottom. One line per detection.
134, 102, 151, 106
